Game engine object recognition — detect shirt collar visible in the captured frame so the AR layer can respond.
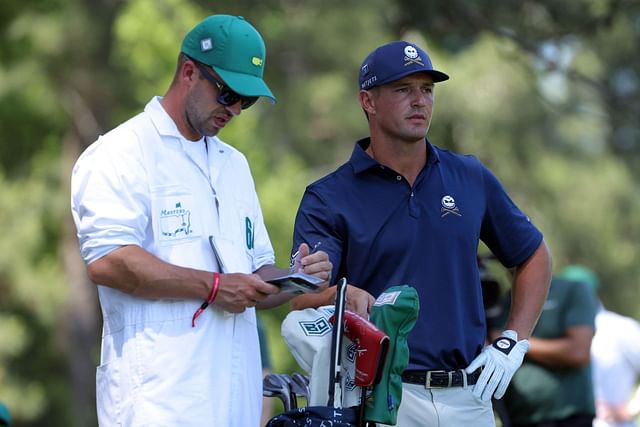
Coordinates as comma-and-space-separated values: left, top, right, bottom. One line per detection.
144, 96, 224, 150
349, 137, 441, 174
145, 96, 184, 139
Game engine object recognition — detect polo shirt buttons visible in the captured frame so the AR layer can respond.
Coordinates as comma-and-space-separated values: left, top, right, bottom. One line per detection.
396, 175, 402, 181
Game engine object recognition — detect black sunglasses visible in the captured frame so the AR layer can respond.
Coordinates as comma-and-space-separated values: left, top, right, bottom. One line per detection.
191, 60, 259, 110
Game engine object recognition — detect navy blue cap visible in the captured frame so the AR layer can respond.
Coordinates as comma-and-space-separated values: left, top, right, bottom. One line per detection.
359, 41, 449, 90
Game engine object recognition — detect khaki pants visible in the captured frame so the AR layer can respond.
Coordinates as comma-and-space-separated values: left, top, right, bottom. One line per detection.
381, 383, 496, 427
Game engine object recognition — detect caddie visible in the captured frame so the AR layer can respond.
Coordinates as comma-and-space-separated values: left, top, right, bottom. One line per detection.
71, 14, 332, 426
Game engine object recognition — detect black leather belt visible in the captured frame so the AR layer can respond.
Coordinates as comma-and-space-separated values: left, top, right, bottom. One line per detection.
401, 368, 482, 388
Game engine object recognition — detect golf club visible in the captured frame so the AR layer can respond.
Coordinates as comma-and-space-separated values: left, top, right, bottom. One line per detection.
263, 373, 293, 411
291, 372, 311, 404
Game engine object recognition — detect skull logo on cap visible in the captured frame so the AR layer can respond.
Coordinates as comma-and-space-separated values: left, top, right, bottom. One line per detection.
404, 45, 419, 59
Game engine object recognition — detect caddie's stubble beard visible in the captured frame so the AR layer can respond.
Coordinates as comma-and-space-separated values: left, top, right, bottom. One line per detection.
184, 89, 221, 138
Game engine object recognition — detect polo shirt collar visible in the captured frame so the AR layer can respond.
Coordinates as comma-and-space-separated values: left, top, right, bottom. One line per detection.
349, 137, 441, 174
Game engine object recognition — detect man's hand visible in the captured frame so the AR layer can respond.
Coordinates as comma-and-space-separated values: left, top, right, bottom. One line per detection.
214, 273, 280, 313
345, 286, 376, 318
291, 242, 332, 286
465, 330, 530, 401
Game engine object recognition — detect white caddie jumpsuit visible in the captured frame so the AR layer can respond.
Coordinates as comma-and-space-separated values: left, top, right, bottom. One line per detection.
71, 97, 274, 426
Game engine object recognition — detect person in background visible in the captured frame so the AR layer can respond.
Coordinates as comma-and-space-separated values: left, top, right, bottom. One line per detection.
490, 270, 599, 427
0, 402, 11, 427
290, 40, 552, 426
560, 265, 640, 427
70, 14, 331, 426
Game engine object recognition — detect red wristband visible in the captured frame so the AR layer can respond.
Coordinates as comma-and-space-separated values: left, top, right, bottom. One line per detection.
192, 272, 221, 327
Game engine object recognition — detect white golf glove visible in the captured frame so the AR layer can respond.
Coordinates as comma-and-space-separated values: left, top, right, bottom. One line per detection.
465, 330, 529, 401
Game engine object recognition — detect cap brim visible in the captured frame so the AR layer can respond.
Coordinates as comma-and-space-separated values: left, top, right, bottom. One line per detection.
214, 67, 276, 104
428, 70, 450, 83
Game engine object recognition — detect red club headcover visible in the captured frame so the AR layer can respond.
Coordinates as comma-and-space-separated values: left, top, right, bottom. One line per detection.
330, 310, 390, 387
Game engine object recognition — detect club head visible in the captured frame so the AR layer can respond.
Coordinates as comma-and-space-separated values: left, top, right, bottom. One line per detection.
274, 374, 298, 410
263, 373, 292, 411
291, 373, 311, 403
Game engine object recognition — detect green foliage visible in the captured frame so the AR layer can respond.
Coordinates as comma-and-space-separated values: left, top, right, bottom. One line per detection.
0, 160, 68, 423
113, 0, 203, 108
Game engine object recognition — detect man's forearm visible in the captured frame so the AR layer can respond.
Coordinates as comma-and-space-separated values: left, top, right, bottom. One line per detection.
87, 244, 211, 299
290, 287, 336, 310
505, 240, 553, 339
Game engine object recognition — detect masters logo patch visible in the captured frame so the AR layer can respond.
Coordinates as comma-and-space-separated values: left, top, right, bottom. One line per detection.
160, 201, 193, 237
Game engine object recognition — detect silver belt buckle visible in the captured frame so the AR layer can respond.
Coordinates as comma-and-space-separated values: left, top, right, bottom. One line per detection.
425, 370, 451, 388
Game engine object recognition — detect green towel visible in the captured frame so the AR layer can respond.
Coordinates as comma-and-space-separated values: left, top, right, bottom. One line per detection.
365, 285, 419, 425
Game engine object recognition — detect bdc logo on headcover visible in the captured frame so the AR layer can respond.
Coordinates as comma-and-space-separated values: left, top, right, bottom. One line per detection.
299, 318, 332, 336
245, 217, 254, 250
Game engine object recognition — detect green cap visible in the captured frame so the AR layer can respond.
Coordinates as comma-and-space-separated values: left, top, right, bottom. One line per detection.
559, 264, 600, 289
181, 15, 276, 102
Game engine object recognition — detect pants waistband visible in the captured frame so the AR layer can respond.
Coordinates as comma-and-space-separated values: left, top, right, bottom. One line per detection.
401, 368, 481, 388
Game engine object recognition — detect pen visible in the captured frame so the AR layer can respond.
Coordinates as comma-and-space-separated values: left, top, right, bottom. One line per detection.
290, 241, 322, 272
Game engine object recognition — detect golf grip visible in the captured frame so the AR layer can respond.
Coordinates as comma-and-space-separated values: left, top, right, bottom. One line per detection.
327, 277, 347, 408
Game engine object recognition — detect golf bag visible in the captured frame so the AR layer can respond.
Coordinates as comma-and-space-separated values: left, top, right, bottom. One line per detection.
265, 406, 358, 427
266, 281, 417, 427
266, 278, 362, 426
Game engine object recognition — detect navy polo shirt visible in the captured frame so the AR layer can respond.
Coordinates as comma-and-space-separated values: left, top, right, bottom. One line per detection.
292, 138, 543, 371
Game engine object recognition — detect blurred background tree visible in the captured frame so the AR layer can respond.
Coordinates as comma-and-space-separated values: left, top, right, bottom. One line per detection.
0, 0, 638, 424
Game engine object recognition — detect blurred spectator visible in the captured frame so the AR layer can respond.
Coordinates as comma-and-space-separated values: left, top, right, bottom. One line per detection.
489, 272, 599, 427
560, 265, 640, 427
0, 401, 11, 426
